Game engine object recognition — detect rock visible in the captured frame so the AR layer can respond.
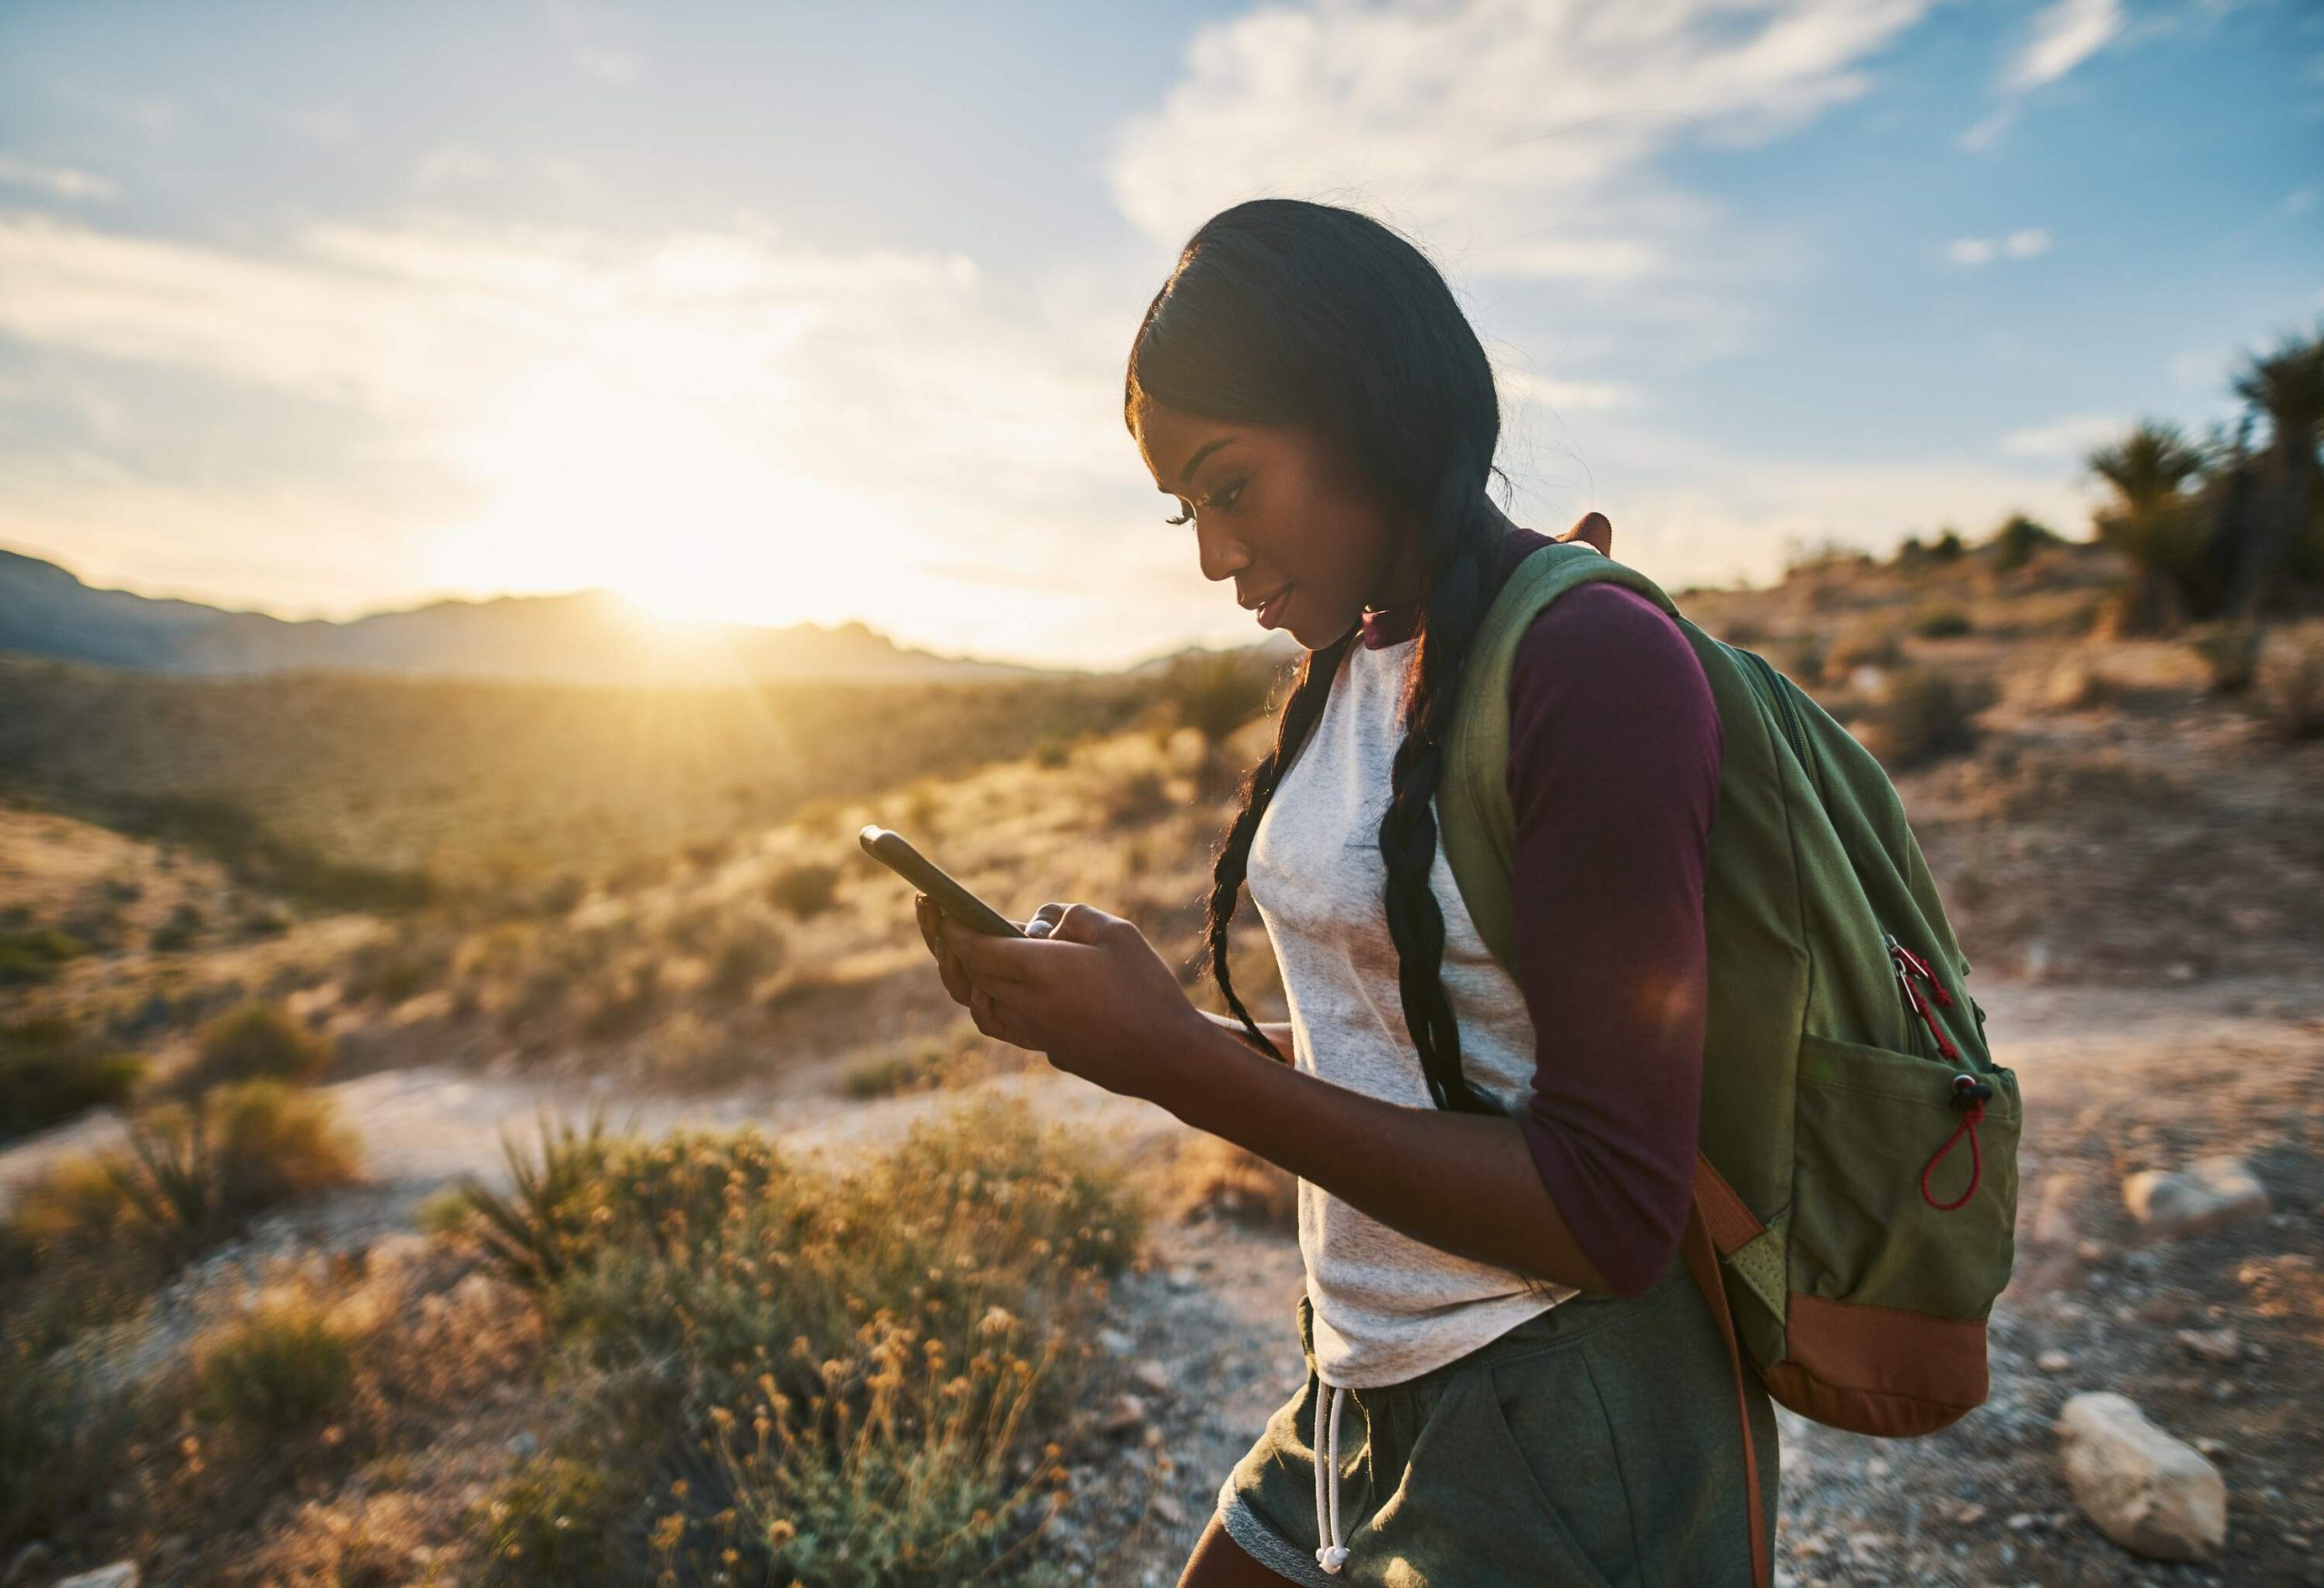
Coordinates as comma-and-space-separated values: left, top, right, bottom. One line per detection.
2175, 1327, 2240, 1363
1152, 1492, 1186, 1526
1165, 1267, 1198, 1292
2037, 1349, 2073, 1374
2054, 1392, 2227, 1562
1131, 1359, 1174, 1396
2122, 1158, 2270, 1241
1101, 1393, 1147, 1437
54, 1568, 139, 1588
1097, 1327, 1135, 1356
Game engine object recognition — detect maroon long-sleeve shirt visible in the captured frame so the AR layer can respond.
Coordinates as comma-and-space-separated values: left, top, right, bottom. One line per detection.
1356, 528, 1720, 1297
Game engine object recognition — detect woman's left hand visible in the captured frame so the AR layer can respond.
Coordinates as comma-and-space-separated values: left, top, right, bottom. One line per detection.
931, 899, 1208, 1104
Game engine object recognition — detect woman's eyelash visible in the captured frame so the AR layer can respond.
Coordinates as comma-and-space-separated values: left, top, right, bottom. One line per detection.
1165, 478, 1243, 525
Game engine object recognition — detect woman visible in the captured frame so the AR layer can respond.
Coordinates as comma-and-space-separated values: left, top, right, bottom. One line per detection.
914, 197, 1778, 1587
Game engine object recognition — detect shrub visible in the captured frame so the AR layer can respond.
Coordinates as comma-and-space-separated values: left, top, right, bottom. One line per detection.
192, 1292, 357, 1435
1856, 667, 1985, 769
1989, 513, 2063, 573
2192, 619, 2263, 695
706, 920, 784, 1002
1159, 650, 1275, 746
0, 928, 90, 986
177, 1000, 332, 1095
0, 1016, 148, 1140
9, 1080, 362, 1268
768, 862, 842, 920
1912, 607, 1974, 639
151, 900, 204, 952
460, 1095, 1139, 1585
1103, 769, 1177, 829
842, 1041, 951, 1099
2254, 628, 2324, 741
343, 929, 457, 1004
1822, 623, 1901, 685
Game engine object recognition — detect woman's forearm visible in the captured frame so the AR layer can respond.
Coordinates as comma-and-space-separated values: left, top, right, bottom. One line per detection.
1200, 1007, 1295, 1057
1159, 1016, 1614, 1294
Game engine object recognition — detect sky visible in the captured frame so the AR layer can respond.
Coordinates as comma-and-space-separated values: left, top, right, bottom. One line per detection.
0, 0, 2317, 671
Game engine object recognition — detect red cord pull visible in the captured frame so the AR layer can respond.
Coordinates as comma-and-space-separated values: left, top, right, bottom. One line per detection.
1892, 940, 1957, 1008
1921, 1074, 1993, 1210
1897, 972, 1961, 1060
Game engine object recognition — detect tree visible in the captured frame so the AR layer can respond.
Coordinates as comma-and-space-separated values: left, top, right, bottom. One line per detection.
2087, 422, 2208, 633
2226, 323, 2324, 616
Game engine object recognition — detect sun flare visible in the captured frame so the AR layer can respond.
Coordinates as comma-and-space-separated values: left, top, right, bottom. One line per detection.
429, 362, 904, 628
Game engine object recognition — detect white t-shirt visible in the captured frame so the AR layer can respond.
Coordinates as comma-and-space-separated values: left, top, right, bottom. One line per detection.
1246, 633, 1578, 1389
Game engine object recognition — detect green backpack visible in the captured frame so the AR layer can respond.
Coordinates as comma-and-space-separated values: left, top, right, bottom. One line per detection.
1433, 543, 2022, 1584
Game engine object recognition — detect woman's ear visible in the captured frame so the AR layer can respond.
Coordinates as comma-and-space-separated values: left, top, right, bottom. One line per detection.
1558, 511, 1612, 556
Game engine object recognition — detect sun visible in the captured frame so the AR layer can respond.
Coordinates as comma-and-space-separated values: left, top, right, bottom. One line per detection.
430, 362, 901, 629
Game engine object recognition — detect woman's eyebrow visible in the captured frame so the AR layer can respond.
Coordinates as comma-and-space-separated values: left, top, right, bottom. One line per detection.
1172, 437, 1238, 489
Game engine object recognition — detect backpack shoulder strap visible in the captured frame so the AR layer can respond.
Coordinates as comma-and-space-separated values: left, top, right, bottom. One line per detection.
1438, 541, 1680, 975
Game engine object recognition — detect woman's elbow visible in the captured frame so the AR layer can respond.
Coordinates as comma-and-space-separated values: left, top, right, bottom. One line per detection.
1593, 1201, 1690, 1299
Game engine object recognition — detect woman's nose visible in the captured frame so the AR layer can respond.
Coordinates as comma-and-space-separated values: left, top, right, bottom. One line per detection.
1196, 522, 1253, 585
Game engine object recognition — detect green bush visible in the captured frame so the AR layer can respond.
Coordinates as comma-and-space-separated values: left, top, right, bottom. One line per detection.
192, 1294, 356, 1435
0, 1017, 148, 1141
9, 1080, 362, 1268
176, 1000, 332, 1094
1989, 513, 2063, 573
0, 928, 90, 986
841, 1041, 950, 1099
461, 1095, 1138, 1585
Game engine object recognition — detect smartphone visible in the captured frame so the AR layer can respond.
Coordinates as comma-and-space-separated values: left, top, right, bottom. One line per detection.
858, 824, 1026, 938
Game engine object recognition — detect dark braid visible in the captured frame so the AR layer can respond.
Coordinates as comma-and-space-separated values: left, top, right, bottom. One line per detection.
1125, 197, 1512, 1111
1376, 437, 1506, 1112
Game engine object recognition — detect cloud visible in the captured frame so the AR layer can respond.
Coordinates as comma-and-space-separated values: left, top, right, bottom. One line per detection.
1964, 0, 2123, 148
2003, 0, 2123, 92
1948, 228, 2050, 266
1497, 369, 1637, 412
0, 154, 118, 202
0, 208, 1170, 661
1109, 0, 1934, 298
1999, 413, 2123, 459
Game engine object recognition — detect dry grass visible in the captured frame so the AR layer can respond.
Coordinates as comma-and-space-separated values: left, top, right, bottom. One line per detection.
1164, 1135, 1298, 1232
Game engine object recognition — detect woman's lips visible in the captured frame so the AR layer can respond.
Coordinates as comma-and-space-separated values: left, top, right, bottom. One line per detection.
1257, 586, 1293, 629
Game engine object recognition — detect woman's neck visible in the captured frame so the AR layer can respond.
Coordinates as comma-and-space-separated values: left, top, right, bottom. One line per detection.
1364, 498, 1526, 614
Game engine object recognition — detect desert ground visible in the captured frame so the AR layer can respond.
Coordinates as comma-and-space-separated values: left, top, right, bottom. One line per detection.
4, 532, 2320, 1586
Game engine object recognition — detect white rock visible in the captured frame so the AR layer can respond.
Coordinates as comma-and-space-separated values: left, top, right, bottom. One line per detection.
2037, 1349, 2073, 1374
54, 1567, 140, 1588
2054, 1392, 2227, 1562
2122, 1157, 2270, 1241
1132, 1359, 1175, 1396
2175, 1327, 2241, 1363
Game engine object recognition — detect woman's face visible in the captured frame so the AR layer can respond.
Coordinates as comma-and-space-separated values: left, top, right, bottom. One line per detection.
1133, 397, 1423, 650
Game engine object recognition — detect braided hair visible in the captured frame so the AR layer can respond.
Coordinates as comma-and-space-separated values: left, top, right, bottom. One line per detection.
1124, 198, 1512, 1115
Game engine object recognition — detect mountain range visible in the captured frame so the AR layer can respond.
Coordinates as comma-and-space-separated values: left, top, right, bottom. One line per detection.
0, 546, 1117, 686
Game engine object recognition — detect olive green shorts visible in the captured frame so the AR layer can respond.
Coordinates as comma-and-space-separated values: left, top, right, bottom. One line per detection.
1213, 1254, 1780, 1587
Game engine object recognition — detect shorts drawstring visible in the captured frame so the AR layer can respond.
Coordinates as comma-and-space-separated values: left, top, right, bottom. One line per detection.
1312, 1381, 1350, 1573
